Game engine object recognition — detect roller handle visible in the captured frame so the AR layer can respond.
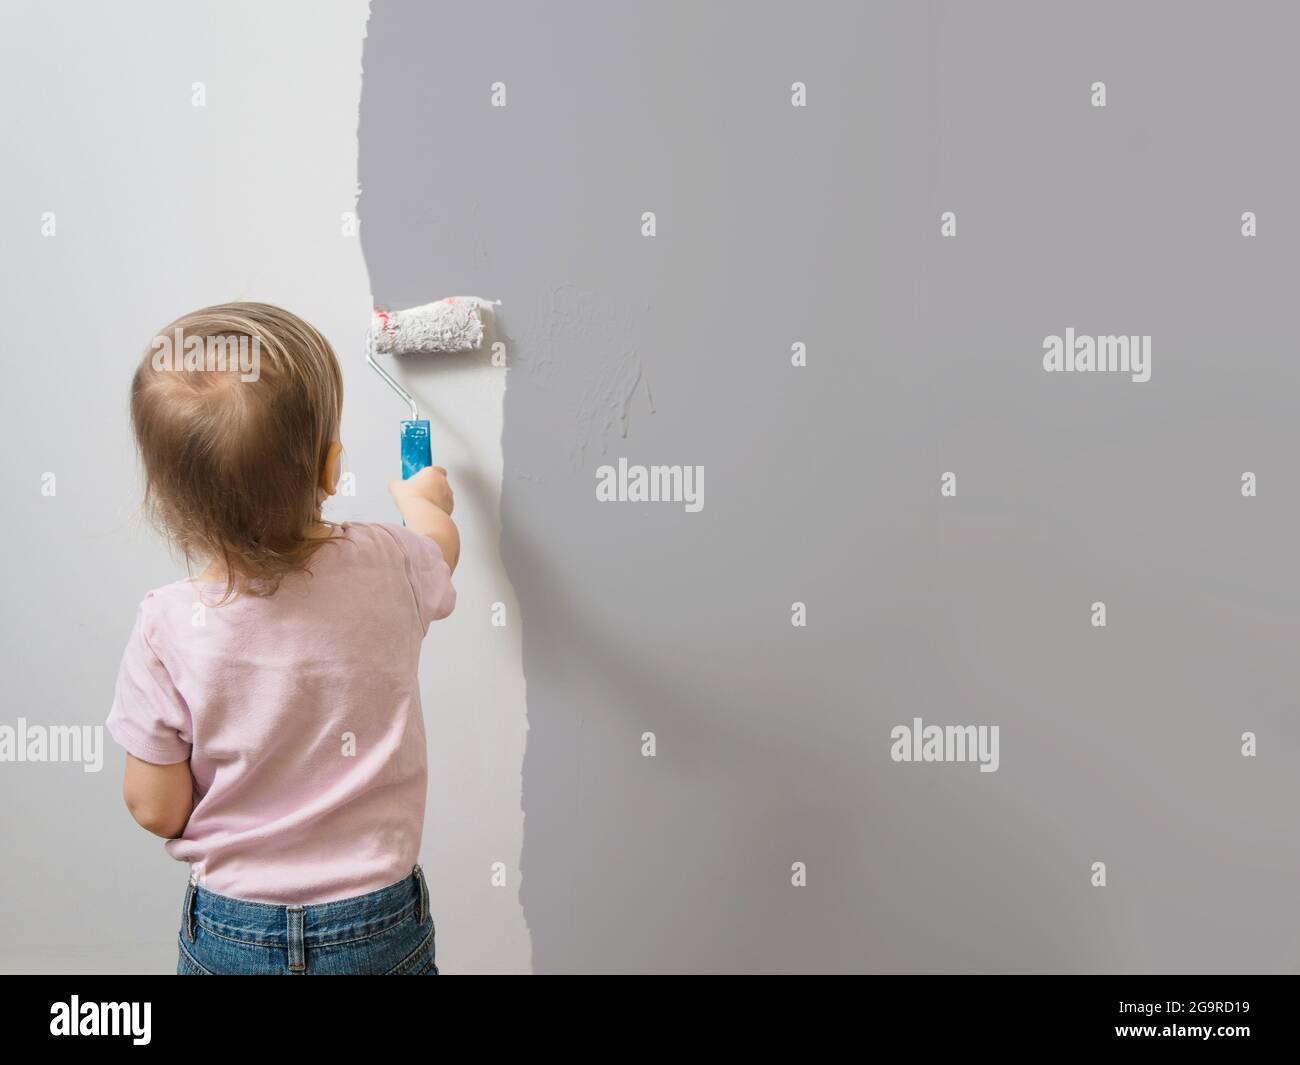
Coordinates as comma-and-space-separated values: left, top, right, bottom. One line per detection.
400, 419, 432, 480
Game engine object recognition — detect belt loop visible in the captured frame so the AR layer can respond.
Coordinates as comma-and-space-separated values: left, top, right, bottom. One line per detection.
287, 907, 306, 972
414, 863, 429, 924
182, 877, 198, 943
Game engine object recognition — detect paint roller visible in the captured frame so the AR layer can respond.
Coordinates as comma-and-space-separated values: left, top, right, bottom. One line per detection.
366, 297, 498, 478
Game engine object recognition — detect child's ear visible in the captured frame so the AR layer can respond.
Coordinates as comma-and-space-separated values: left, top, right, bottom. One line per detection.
320, 441, 343, 497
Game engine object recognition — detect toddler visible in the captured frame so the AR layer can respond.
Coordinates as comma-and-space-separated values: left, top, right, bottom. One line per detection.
106, 302, 458, 975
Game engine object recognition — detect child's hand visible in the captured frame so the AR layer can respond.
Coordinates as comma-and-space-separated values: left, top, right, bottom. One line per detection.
389, 465, 461, 572
389, 465, 454, 515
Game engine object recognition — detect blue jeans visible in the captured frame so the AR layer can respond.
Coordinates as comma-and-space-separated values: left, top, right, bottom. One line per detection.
176, 864, 438, 975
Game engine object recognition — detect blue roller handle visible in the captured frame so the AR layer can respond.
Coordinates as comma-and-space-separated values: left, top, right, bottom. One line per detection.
400, 419, 432, 480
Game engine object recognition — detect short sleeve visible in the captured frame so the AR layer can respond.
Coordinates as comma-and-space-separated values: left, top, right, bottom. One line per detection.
106, 604, 193, 765
384, 523, 457, 631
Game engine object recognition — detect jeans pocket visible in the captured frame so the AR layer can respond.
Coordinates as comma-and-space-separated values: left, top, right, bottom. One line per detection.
176, 935, 212, 975
384, 919, 436, 975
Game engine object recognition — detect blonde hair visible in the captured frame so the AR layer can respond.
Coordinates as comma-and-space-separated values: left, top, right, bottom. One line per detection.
130, 302, 344, 601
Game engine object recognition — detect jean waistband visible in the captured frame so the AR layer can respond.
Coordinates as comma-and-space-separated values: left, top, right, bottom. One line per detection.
182, 865, 429, 959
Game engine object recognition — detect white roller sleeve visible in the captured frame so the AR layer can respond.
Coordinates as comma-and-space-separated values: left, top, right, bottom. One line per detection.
370, 297, 497, 356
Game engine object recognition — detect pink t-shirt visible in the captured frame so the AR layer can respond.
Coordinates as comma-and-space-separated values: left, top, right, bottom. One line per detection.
106, 521, 455, 905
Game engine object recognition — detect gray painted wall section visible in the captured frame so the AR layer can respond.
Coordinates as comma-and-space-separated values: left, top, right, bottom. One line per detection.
364, 0, 1300, 973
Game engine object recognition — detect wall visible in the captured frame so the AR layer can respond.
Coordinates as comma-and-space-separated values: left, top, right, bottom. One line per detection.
364, 0, 1300, 973
0, 0, 528, 974
357, 13, 533, 976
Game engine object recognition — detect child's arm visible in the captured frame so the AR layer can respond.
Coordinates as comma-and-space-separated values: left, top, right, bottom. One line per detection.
122, 754, 194, 839
389, 465, 460, 573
